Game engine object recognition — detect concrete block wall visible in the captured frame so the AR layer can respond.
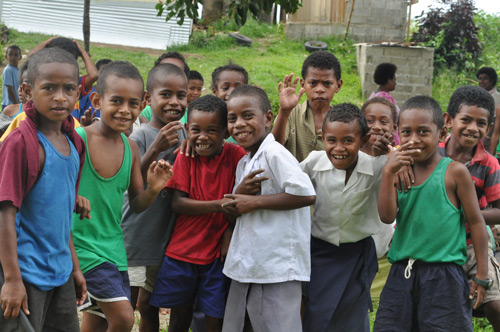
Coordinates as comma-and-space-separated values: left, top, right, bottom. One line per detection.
356, 43, 434, 106
285, 0, 407, 42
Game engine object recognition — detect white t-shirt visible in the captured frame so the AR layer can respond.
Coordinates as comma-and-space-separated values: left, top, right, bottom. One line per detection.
223, 134, 316, 283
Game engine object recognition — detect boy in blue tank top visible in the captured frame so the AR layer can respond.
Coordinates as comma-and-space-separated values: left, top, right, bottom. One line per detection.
374, 96, 490, 331
0, 48, 90, 331
72, 61, 173, 332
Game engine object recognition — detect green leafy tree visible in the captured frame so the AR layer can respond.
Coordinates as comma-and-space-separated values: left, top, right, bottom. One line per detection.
155, 0, 302, 26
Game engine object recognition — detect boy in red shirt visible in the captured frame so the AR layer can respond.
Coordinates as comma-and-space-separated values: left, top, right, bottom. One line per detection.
150, 95, 246, 332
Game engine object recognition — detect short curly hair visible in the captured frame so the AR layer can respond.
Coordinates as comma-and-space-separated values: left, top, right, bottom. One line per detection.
374, 63, 397, 86
400, 96, 444, 129
476, 67, 498, 87
447, 86, 495, 125
27, 48, 78, 85
227, 85, 271, 116
188, 94, 228, 128
301, 51, 341, 81
146, 63, 187, 93
154, 52, 190, 78
211, 64, 249, 91
96, 61, 144, 96
323, 103, 369, 136
46, 37, 80, 59
361, 97, 397, 123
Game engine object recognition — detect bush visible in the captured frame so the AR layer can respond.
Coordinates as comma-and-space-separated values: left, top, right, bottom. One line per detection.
475, 10, 500, 70
0, 23, 10, 64
412, 0, 481, 70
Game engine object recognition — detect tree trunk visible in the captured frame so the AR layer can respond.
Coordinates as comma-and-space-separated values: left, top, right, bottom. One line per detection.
202, 0, 224, 24
83, 0, 90, 53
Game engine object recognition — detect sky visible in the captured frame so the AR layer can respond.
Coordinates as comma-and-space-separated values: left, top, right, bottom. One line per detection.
411, 0, 500, 18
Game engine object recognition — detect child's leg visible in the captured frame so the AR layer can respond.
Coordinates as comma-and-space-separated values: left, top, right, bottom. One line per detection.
81, 301, 135, 332
128, 266, 147, 311
136, 265, 161, 332
484, 300, 500, 332
170, 306, 194, 332
41, 275, 81, 332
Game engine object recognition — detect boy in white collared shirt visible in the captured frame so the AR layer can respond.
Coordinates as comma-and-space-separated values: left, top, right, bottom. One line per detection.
300, 103, 387, 332
221, 85, 316, 332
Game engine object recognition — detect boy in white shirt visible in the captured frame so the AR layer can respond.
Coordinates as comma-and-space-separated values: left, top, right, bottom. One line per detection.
221, 85, 316, 332
300, 103, 387, 332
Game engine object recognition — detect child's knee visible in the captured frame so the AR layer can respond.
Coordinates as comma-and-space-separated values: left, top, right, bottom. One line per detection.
107, 306, 135, 331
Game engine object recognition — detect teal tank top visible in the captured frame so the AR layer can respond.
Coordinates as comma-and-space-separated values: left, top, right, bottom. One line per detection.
72, 127, 132, 273
388, 157, 467, 265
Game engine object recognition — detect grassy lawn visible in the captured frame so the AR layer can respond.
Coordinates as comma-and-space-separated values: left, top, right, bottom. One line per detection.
0, 20, 471, 113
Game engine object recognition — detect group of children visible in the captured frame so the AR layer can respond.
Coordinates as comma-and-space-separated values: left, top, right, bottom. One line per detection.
0, 37, 499, 332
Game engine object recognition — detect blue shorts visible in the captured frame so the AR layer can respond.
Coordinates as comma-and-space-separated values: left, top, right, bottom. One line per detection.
79, 262, 131, 317
150, 256, 229, 319
374, 260, 472, 332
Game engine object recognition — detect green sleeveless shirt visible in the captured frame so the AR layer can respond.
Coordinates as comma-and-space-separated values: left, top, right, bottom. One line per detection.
388, 157, 467, 265
72, 127, 131, 273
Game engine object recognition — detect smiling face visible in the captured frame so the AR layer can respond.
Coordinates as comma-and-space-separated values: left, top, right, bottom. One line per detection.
213, 70, 247, 101
301, 67, 342, 111
92, 75, 144, 133
447, 105, 491, 150
364, 102, 397, 145
399, 108, 445, 163
478, 73, 494, 91
187, 79, 203, 104
187, 109, 226, 158
147, 74, 187, 127
25, 62, 80, 123
227, 95, 273, 156
322, 120, 365, 173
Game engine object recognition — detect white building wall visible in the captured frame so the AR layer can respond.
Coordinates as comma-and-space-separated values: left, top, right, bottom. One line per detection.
0, 0, 192, 50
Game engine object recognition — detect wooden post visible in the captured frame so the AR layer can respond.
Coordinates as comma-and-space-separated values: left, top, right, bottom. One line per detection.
344, 0, 356, 41
405, 0, 418, 46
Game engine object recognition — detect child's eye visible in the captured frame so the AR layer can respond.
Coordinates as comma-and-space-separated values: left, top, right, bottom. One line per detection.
418, 130, 428, 134
161, 92, 172, 98
366, 119, 374, 124
178, 93, 187, 99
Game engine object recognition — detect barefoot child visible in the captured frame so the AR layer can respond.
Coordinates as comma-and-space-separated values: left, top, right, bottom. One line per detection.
0, 48, 88, 331
374, 96, 490, 331
300, 103, 387, 332
273, 51, 342, 162
439, 86, 500, 331
150, 95, 246, 332
72, 61, 173, 332
121, 63, 188, 332
222, 85, 316, 331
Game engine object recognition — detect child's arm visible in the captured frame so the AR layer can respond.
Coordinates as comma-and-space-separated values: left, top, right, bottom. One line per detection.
451, 162, 489, 309
0, 202, 29, 319
74, 41, 98, 94
272, 73, 305, 145
69, 232, 86, 306
170, 189, 231, 215
489, 106, 500, 156
481, 200, 500, 225
140, 121, 183, 180
378, 142, 419, 223
6, 85, 18, 104
28, 36, 58, 57
127, 141, 173, 213
222, 192, 315, 214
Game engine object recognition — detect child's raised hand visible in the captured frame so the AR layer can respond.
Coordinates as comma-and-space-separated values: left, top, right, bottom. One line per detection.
75, 195, 91, 220
384, 141, 420, 175
146, 159, 173, 193
80, 108, 97, 127
372, 132, 393, 156
278, 73, 305, 114
234, 169, 269, 195
153, 121, 183, 153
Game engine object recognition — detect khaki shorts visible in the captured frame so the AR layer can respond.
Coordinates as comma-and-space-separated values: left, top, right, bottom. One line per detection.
128, 265, 161, 293
463, 244, 500, 304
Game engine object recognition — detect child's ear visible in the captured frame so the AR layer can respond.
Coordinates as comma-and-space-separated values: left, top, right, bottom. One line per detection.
439, 126, 448, 142
90, 92, 101, 110
264, 109, 274, 129
300, 78, 305, 88
443, 112, 453, 130
335, 79, 343, 93
22, 82, 32, 102
76, 84, 82, 101
223, 127, 230, 139
144, 90, 152, 106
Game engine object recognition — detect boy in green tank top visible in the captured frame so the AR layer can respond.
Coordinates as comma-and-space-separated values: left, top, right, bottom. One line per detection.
72, 61, 173, 332
374, 96, 490, 331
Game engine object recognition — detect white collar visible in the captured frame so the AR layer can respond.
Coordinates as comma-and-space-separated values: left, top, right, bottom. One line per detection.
312, 150, 374, 176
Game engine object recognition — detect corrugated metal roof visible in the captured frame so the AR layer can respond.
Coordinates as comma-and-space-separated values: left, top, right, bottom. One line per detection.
0, 0, 192, 49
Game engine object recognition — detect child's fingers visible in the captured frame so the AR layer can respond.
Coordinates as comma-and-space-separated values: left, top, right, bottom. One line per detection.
247, 169, 266, 178
297, 87, 306, 100
292, 76, 300, 88
397, 141, 414, 151
21, 297, 29, 316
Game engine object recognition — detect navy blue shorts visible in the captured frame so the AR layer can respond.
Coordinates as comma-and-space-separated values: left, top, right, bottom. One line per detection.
150, 256, 229, 319
374, 260, 472, 332
79, 262, 131, 317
